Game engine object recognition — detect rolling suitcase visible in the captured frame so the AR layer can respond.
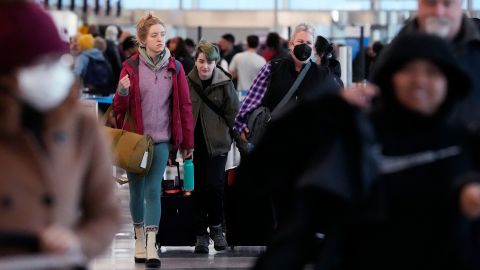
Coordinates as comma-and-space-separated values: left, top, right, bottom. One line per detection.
157, 162, 196, 247
156, 194, 196, 247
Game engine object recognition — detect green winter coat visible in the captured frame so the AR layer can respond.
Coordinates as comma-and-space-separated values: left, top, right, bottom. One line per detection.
188, 66, 240, 157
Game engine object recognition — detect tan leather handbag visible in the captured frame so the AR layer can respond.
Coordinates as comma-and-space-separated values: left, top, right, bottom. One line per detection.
103, 106, 154, 177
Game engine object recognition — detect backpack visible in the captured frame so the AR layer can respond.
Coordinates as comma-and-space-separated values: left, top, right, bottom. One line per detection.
83, 56, 115, 96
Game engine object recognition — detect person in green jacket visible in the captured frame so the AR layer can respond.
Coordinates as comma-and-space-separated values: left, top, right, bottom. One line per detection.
187, 41, 240, 253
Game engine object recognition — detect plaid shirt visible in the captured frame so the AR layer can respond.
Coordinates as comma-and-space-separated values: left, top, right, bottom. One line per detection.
234, 62, 272, 132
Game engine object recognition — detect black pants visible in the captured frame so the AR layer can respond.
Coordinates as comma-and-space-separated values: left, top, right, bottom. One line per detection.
193, 152, 227, 236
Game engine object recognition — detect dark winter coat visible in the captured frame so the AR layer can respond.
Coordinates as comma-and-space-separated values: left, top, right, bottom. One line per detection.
262, 57, 340, 112
253, 33, 480, 270
338, 102, 480, 270
248, 94, 378, 270
338, 32, 480, 269
188, 66, 239, 157
105, 40, 122, 84
251, 93, 480, 270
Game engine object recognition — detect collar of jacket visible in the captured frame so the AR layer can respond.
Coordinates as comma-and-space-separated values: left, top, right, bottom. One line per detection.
402, 16, 480, 51
125, 51, 178, 75
138, 46, 171, 72
188, 65, 232, 90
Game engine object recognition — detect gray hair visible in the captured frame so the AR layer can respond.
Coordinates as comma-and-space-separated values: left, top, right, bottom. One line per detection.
290, 23, 315, 42
105, 25, 119, 41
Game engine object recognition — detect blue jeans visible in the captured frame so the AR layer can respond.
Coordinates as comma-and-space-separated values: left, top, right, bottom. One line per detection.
128, 143, 169, 227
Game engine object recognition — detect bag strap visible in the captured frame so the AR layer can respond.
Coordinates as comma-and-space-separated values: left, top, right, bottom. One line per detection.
192, 85, 235, 135
104, 104, 137, 133
103, 105, 114, 126
271, 60, 311, 117
175, 59, 181, 75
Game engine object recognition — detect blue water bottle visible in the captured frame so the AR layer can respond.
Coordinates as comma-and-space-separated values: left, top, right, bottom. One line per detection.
183, 158, 194, 192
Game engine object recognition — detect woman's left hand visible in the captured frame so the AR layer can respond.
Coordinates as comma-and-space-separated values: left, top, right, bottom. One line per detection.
460, 182, 480, 219
182, 149, 194, 159
39, 225, 81, 254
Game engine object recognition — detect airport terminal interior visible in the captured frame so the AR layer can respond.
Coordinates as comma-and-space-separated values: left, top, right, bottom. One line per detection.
3, 0, 480, 269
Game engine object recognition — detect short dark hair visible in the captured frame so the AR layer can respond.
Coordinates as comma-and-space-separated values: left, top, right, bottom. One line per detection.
122, 36, 137, 51
185, 38, 195, 48
265, 32, 281, 49
221, 33, 235, 44
315, 35, 332, 56
246, 35, 259, 49
171, 37, 190, 58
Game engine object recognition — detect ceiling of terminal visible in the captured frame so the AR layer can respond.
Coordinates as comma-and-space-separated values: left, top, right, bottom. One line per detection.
42, 0, 480, 11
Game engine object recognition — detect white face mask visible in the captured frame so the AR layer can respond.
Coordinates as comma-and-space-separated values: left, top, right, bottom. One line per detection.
424, 16, 451, 39
17, 56, 74, 112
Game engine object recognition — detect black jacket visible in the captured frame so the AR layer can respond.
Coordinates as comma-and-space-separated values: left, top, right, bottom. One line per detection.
252, 30, 480, 270
338, 101, 480, 270
235, 94, 376, 242
246, 95, 377, 270
250, 95, 480, 270
261, 57, 339, 112
105, 40, 122, 84
345, 31, 480, 269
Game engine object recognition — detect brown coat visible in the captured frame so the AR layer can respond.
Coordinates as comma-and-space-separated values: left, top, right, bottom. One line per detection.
0, 89, 120, 259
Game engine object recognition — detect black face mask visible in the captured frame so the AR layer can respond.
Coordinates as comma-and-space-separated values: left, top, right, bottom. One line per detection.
293, 43, 312, 62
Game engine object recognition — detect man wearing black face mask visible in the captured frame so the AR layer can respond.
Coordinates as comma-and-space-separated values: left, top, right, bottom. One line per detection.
234, 23, 341, 148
